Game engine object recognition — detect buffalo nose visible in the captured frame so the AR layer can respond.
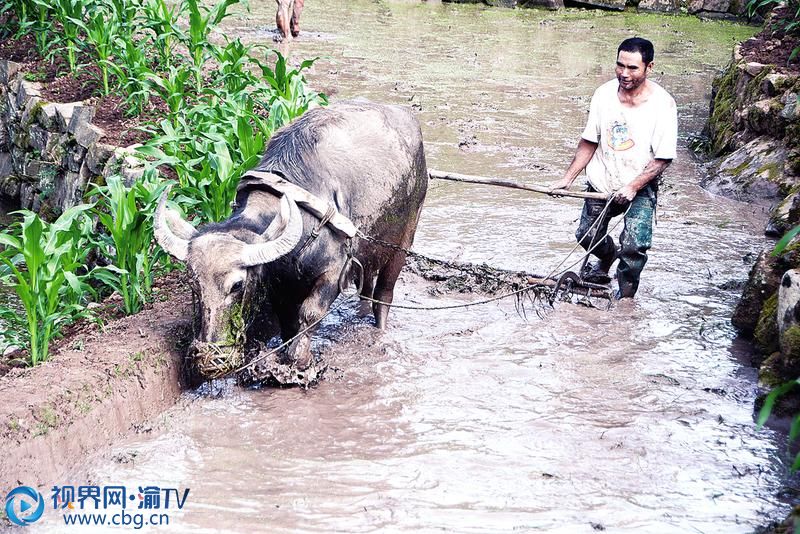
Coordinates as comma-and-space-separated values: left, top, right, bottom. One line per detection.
187, 340, 203, 358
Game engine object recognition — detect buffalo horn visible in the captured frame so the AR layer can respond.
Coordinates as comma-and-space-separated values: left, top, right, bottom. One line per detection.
154, 187, 195, 261
240, 194, 303, 267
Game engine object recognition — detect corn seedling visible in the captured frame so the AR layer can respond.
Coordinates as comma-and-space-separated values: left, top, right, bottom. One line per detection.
139, 95, 266, 222
30, 0, 54, 55
183, 0, 240, 92
139, 0, 184, 70
73, 6, 119, 95
105, 36, 154, 116
210, 38, 258, 94
146, 65, 192, 118
3, 0, 37, 41
253, 49, 327, 127
108, 0, 141, 38
89, 172, 170, 315
52, 0, 85, 73
0, 205, 96, 365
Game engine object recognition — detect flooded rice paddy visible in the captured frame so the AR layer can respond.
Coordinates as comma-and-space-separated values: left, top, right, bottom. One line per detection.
32, 1, 793, 532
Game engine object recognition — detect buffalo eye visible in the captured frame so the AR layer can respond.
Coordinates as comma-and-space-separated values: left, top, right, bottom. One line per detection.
230, 280, 244, 294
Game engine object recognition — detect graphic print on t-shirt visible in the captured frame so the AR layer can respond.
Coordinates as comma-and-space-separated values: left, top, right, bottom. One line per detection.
607, 120, 635, 151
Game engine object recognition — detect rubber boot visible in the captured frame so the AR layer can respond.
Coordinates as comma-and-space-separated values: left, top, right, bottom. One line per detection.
615, 278, 638, 299
582, 247, 618, 284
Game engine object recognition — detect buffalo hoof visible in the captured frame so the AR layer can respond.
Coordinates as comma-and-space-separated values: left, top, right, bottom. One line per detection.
285, 335, 312, 370
357, 300, 372, 318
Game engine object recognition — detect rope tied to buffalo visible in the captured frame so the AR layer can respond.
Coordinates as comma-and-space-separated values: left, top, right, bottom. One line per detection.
200, 195, 629, 382
349, 193, 626, 312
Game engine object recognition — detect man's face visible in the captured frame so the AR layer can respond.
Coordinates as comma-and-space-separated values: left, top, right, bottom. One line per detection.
615, 50, 652, 92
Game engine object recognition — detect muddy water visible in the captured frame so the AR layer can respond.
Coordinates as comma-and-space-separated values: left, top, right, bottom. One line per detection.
34, 2, 789, 533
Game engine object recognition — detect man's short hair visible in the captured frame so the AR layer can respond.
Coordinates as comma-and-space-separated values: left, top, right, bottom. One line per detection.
618, 37, 655, 65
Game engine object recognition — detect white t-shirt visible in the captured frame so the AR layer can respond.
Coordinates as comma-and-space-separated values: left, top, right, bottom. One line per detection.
581, 79, 678, 194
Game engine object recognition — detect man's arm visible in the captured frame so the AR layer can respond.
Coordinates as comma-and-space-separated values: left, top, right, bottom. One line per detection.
613, 158, 672, 203
550, 139, 598, 191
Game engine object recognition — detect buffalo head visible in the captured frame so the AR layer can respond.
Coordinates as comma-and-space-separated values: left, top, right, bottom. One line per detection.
154, 188, 303, 374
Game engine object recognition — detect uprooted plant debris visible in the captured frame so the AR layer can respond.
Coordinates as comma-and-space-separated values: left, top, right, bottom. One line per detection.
239, 342, 328, 389
405, 254, 549, 296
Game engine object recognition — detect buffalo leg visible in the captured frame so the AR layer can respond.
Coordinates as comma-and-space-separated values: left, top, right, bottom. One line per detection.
275, 0, 292, 41
290, 0, 304, 37
373, 251, 406, 330
357, 268, 376, 318
285, 271, 339, 369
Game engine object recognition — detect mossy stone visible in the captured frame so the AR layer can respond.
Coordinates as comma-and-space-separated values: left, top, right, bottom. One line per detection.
755, 291, 780, 355
759, 351, 784, 387
781, 324, 800, 367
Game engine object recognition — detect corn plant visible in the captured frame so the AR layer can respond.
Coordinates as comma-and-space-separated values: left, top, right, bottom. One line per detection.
0, 205, 95, 365
183, 0, 240, 92
177, 140, 240, 223
52, 0, 85, 73
252, 50, 327, 127
105, 36, 154, 116
146, 65, 192, 119
139, 0, 184, 70
0, 0, 19, 39
73, 6, 120, 95
29, 0, 53, 55
89, 172, 170, 315
2, 0, 39, 41
139, 112, 264, 222
108, 0, 141, 38
210, 38, 258, 94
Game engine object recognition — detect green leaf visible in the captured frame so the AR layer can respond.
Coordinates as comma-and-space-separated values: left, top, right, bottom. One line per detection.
0, 233, 22, 251
757, 379, 799, 427
772, 225, 800, 256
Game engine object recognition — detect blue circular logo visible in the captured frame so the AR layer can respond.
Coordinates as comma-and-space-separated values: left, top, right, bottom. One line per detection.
5, 486, 44, 526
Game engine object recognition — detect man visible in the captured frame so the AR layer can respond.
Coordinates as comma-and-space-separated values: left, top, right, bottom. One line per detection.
550, 37, 678, 299
276, 0, 304, 42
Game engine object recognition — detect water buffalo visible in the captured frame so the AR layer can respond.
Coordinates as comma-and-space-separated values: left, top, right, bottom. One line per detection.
154, 100, 428, 374
276, 0, 304, 41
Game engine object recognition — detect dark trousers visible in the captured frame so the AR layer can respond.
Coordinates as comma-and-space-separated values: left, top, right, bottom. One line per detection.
575, 186, 656, 297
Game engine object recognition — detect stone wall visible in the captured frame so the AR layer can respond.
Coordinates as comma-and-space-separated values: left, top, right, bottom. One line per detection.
704, 42, 800, 385
0, 59, 145, 221
704, 46, 800, 234
442, 0, 746, 17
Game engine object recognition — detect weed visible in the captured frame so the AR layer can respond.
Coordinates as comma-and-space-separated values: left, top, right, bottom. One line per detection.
23, 70, 47, 82
76, 399, 91, 414
41, 406, 57, 426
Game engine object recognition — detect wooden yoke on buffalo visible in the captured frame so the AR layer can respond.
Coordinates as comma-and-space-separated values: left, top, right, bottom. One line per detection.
239, 170, 358, 239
